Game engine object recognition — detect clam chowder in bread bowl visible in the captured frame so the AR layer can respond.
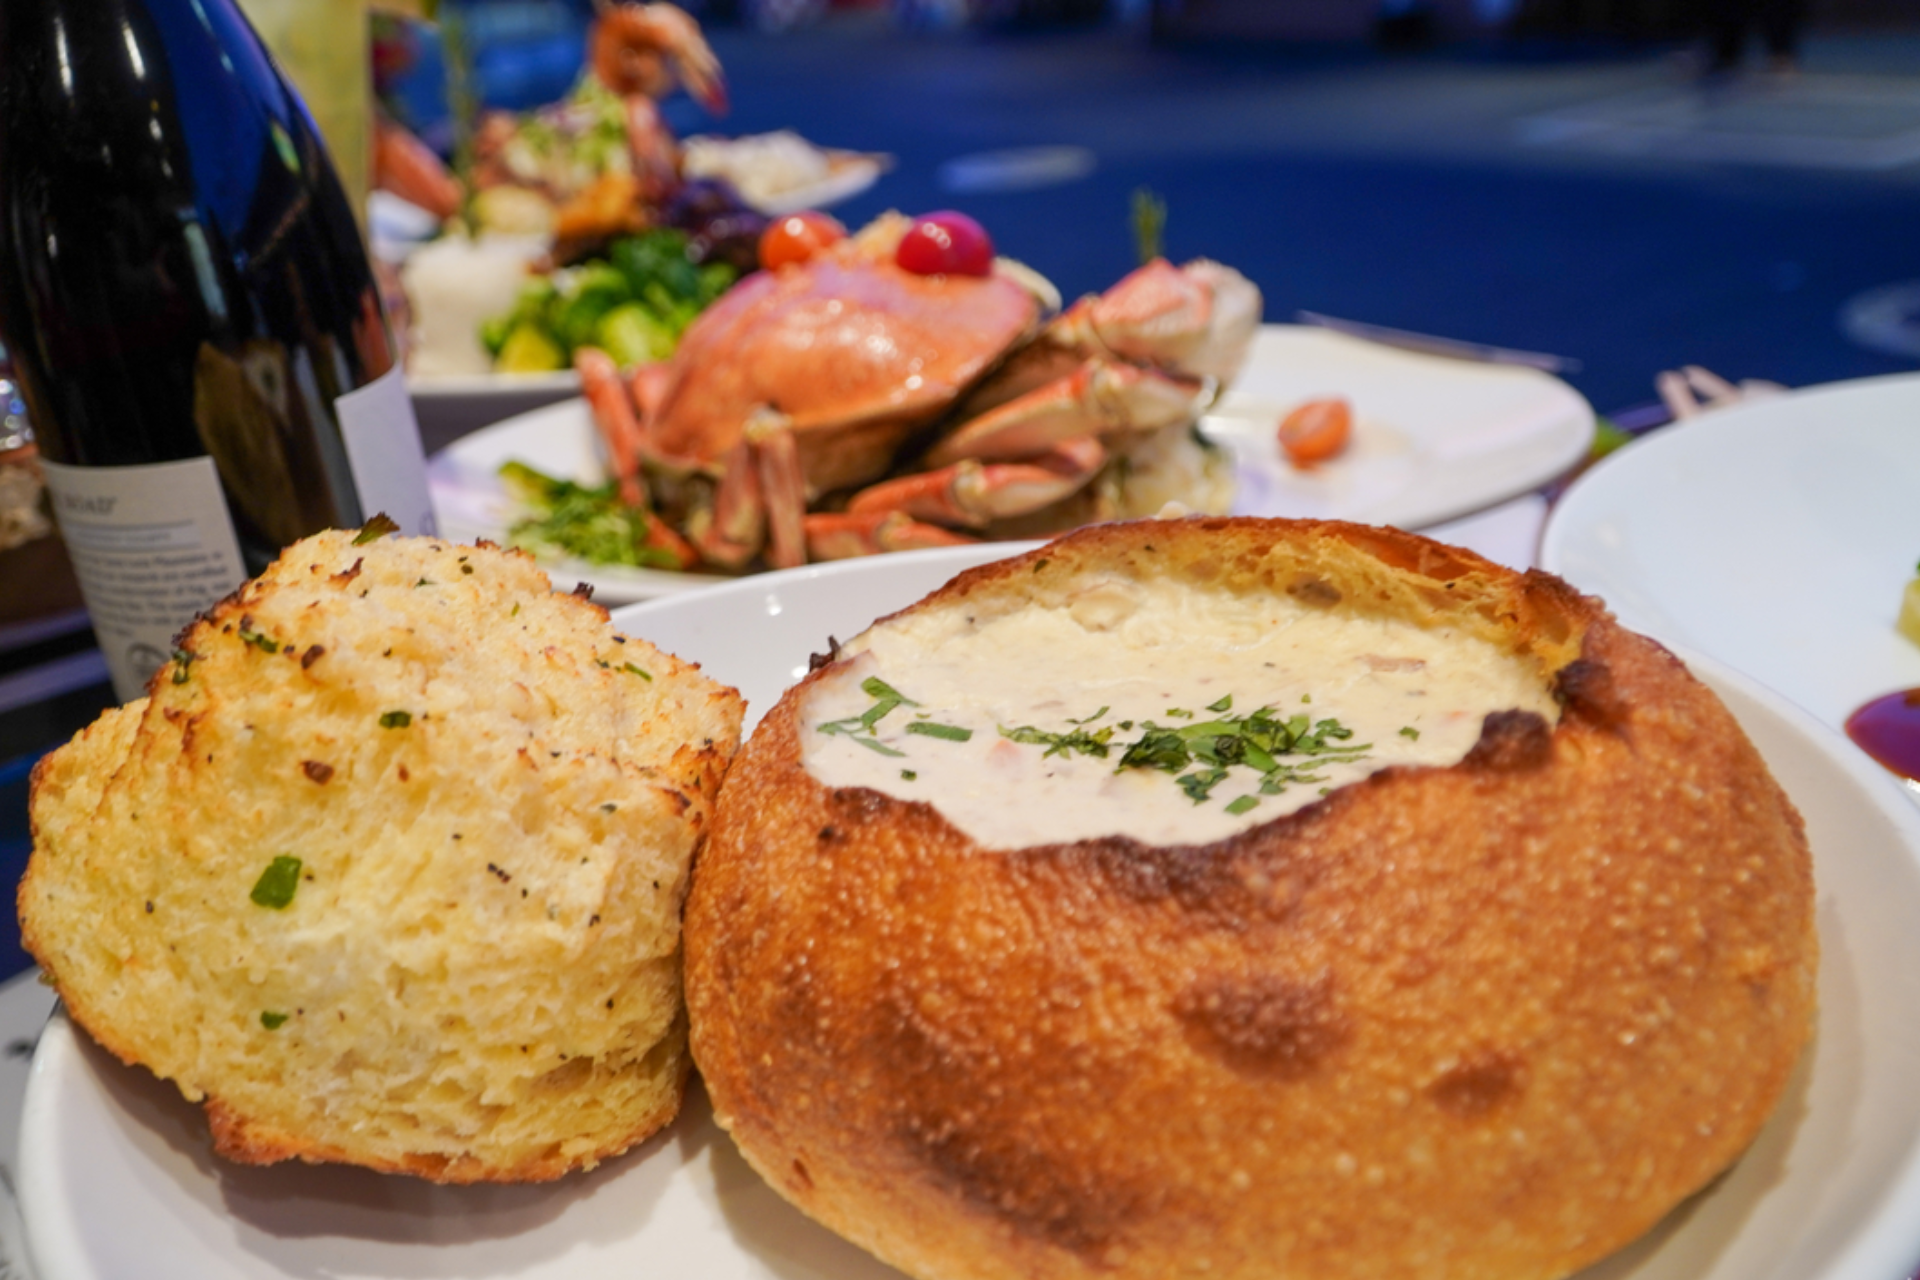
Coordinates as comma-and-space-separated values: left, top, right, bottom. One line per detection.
684, 516, 1816, 1280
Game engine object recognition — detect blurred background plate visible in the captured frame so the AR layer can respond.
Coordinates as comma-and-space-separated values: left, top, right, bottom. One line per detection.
1539, 372, 1920, 744
689, 144, 889, 216
754, 150, 886, 215
410, 371, 582, 455
18, 543, 1920, 1280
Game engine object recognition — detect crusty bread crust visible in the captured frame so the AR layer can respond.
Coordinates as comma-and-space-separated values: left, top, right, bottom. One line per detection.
22, 531, 743, 1183
685, 516, 1816, 1280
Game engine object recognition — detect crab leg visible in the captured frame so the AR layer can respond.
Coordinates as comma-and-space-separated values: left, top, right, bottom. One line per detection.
575, 347, 705, 569
803, 511, 978, 562
923, 359, 1205, 468
639, 513, 702, 571
576, 347, 648, 508
754, 424, 808, 570
682, 438, 763, 570
628, 362, 676, 428
848, 436, 1106, 530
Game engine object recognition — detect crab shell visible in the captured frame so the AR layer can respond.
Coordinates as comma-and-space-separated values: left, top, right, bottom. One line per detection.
643, 251, 1044, 494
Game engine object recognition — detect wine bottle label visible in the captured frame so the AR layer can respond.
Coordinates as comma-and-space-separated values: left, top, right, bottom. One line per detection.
337, 364, 437, 537
40, 456, 249, 702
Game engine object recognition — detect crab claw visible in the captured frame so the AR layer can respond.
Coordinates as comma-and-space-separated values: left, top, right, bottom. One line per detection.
923, 360, 1204, 468
1055, 257, 1262, 383
848, 437, 1107, 530
803, 511, 978, 562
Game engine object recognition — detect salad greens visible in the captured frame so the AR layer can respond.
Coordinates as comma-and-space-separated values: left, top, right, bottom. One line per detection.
481, 229, 737, 372
499, 461, 684, 570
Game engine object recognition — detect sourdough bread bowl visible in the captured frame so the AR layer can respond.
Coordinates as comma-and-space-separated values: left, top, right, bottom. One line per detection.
20, 529, 744, 1183
684, 516, 1817, 1280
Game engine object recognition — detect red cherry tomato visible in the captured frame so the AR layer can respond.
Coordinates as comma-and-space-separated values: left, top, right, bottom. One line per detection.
1277, 397, 1353, 467
758, 211, 846, 271
895, 211, 995, 277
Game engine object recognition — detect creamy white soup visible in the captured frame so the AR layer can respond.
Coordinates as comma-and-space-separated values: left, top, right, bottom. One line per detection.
800, 573, 1558, 850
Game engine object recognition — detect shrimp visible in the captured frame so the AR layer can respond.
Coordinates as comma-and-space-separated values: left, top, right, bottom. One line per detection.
590, 3, 728, 116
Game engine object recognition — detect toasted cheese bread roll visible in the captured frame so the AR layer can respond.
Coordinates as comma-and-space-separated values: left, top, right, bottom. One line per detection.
23, 529, 743, 1183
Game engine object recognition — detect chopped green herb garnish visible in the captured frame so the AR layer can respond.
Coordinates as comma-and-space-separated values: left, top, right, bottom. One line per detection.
379, 710, 412, 729
1002, 698, 1371, 814
171, 648, 197, 684
260, 1011, 289, 1030
860, 677, 913, 703
1118, 728, 1191, 773
1178, 768, 1229, 803
1165, 707, 1194, 719
1000, 723, 1115, 759
901, 769, 918, 781
817, 677, 919, 746
906, 721, 972, 742
250, 856, 303, 910
1399, 726, 1420, 740
354, 514, 400, 544
416, 578, 434, 588
238, 626, 280, 655
1066, 706, 1110, 725
623, 663, 653, 681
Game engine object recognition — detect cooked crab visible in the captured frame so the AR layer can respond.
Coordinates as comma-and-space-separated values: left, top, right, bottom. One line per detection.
578, 215, 1261, 570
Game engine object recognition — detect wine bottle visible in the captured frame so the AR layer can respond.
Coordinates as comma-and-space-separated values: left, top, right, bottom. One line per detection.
0, 0, 435, 702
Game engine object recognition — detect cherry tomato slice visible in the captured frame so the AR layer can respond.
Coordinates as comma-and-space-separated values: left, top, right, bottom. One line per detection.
896, 211, 995, 277
1277, 397, 1353, 467
758, 211, 846, 271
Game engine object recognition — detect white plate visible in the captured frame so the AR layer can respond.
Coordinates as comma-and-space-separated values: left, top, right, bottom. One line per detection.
19, 544, 1920, 1280
429, 324, 1594, 603
410, 371, 580, 401
1200, 325, 1594, 529
1539, 372, 1920, 745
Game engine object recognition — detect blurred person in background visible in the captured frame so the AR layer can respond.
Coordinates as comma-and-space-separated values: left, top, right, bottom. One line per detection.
1704, 0, 1808, 75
